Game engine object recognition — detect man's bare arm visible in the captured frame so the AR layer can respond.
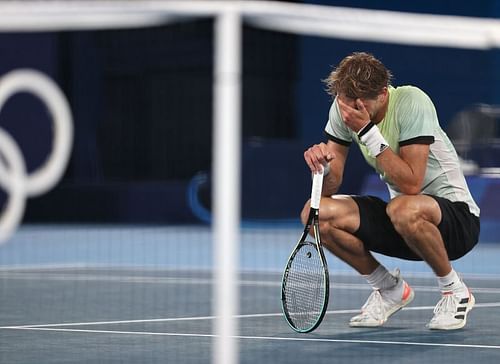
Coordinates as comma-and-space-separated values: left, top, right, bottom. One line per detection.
376, 143, 429, 195
337, 96, 429, 194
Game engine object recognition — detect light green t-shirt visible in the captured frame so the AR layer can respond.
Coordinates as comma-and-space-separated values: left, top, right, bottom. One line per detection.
324, 85, 480, 217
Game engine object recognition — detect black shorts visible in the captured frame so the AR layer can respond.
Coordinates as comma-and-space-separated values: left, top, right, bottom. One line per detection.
351, 195, 480, 261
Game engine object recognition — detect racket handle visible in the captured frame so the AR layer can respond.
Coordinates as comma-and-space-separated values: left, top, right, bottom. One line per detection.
310, 167, 324, 209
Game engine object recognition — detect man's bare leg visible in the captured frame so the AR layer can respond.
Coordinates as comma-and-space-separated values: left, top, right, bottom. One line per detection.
301, 195, 379, 275
300, 195, 414, 327
387, 195, 474, 330
386, 195, 450, 276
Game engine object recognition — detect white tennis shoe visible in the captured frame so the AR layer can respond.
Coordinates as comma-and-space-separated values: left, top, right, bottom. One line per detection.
427, 290, 475, 330
349, 274, 414, 328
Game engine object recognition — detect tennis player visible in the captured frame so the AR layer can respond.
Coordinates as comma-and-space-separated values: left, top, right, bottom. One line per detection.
303, 52, 480, 330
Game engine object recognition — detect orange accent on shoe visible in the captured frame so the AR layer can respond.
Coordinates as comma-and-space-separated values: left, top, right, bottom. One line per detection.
402, 282, 412, 301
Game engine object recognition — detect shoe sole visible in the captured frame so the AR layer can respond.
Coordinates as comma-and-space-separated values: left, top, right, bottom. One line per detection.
349, 287, 415, 328
428, 293, 475, 330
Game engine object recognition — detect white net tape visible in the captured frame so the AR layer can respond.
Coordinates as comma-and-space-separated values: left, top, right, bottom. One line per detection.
1, 1, 500, 49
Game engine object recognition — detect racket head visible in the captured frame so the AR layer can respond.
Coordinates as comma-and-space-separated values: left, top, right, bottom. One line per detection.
281, 235, 330, 333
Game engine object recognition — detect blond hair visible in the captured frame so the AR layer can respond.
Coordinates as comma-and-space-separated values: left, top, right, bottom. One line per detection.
324, 52, 392, 99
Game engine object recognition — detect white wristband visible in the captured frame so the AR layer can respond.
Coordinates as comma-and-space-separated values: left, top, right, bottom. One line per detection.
358, 122, 389, 157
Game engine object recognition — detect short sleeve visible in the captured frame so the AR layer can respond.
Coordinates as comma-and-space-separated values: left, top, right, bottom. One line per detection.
397, 88, 436, 146
324, 98, 352, 146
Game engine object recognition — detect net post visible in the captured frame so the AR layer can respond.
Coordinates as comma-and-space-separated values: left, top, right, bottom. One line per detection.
212, 7, 242, 364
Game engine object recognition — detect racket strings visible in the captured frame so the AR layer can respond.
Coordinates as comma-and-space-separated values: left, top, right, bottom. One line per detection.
283, 242, 327, 330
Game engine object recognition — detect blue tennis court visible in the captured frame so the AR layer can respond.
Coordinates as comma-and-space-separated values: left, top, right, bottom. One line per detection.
1, 225, 499, 363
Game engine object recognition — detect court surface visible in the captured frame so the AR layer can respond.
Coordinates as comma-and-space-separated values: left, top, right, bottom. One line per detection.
1, 225, 500, 363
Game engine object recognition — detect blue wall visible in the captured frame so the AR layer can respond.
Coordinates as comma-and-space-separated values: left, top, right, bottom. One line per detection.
0, 33, 59, 174
1, 2, 500, 223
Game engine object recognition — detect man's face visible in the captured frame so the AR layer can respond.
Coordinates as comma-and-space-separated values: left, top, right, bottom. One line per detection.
337, 86, 388, 121
337, 93, 382, 121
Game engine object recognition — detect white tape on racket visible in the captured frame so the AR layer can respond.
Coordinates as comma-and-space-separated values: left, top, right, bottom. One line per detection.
310, 166, 324, 209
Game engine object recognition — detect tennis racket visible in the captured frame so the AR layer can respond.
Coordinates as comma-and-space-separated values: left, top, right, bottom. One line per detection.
281, 167, 329, 333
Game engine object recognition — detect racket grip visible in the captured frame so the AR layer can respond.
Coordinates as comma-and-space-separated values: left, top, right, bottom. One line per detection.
310, 167, 324, 209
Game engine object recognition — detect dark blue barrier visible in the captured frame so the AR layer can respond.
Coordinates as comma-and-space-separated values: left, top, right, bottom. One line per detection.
25, 181, 197, 224
187, 139, 311, 226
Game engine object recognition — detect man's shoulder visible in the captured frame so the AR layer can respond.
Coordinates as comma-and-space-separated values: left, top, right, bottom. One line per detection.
391, 85, 435, 113
391, 85, 430, 100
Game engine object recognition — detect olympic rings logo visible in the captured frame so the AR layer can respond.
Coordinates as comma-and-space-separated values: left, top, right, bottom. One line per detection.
0, 69, 73, 244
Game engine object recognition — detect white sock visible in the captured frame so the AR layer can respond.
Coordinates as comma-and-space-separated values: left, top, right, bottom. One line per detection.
364, 265, 404, 301
437, 269, 468, 298
364, 264, 398, 288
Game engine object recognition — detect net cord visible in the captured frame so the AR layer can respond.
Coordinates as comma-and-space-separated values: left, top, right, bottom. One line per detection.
1, 1, 500, 49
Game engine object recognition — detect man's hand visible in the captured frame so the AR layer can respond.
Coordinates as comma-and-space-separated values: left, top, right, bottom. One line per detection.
337, 98, 370, 133
304, 142, 335, 174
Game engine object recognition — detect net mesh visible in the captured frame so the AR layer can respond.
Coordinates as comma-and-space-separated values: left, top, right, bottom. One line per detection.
0, 2, 499, 364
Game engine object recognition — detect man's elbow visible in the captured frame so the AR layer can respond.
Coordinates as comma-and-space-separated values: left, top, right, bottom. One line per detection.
399, 184, 421, 195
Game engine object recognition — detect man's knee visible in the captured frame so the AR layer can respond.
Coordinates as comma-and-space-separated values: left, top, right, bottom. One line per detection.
300, 195, 359, 233
387, 196, 416, 231
386, 195, 436, 235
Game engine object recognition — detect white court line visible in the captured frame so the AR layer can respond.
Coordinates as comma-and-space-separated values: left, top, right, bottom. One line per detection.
2, 302, 500, 329
3, 326, 500, 350
4, 264, 500, 281
2, 270, 500, 289
3, 272, 500, 295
